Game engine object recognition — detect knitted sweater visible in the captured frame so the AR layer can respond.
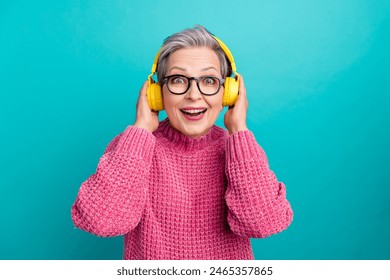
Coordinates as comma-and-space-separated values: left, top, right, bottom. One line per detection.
71, 119, 293, 260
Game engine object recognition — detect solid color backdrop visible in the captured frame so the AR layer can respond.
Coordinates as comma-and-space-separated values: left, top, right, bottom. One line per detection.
1, 0, 389, 259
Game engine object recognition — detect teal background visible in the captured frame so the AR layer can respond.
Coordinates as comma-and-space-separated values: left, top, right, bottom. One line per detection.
1, 0, 389, 260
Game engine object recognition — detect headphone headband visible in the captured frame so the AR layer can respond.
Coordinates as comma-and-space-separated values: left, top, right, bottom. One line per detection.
212, 36, 237, 73
150, 35, 236, 75
151, 50, 160, 73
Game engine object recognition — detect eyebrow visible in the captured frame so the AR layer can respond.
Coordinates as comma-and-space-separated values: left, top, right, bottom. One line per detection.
168, 66, 219, 73
201, 66, 218, 72
168, 66, 186, 73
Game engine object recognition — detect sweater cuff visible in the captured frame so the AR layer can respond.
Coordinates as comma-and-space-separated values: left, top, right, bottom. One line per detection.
115, 125, 156, 159
226, 130, 266, 163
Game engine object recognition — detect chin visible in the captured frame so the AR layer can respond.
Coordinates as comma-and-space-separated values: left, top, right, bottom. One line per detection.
168, 111, 217, 138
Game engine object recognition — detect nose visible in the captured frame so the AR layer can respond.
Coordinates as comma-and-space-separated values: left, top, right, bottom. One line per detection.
185, 80, 202, 101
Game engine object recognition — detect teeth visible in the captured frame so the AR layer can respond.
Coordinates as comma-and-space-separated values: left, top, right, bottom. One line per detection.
181, 109, 206, 113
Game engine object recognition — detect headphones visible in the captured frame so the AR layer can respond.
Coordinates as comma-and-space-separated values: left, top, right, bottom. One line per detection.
146, 36, 239, 111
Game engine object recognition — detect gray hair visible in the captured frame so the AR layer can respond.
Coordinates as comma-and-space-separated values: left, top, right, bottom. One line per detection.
156, 25, 232, 85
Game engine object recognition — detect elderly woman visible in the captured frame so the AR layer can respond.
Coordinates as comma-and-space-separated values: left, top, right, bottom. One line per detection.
71, 25, 293, 260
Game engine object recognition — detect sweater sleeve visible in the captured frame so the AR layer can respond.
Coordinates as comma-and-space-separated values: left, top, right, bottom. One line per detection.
71, 126, 155, 237
225, 130, 293, 238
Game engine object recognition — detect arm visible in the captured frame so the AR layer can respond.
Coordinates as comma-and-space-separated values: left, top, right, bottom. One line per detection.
224, 75, 293, 238
225, 130, 293, 238
71, 126, 155, 237
72, 81, 159, 237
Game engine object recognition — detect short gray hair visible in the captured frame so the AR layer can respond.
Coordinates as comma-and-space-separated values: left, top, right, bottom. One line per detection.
156, 25, 232, 85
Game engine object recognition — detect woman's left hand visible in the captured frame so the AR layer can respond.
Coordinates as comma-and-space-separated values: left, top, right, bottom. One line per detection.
224, 75, 249, 134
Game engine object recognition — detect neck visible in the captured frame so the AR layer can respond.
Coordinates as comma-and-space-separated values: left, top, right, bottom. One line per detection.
155, 118, 227, 152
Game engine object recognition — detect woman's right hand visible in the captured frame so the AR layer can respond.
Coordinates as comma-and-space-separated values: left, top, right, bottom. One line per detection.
133, 81, 159, 133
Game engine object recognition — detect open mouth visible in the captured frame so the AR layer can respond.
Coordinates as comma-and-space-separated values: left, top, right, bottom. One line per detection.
180, 108, 207, 117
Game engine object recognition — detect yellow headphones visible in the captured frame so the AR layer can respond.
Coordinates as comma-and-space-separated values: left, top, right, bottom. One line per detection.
146, 36, 239, 111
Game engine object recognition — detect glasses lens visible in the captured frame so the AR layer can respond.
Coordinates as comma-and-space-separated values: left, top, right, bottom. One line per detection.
166, 75, 222, 95
199, 77, 221, 95
167, 76, 189, 94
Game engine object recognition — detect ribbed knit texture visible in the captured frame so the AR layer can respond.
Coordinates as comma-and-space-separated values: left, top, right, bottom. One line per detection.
71, 119, 293, 260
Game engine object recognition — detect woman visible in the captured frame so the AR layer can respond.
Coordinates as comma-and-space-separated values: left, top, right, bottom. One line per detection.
71, 25, 293, 260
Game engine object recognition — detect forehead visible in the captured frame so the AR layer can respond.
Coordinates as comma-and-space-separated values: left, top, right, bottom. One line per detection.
167, 47, 220, 70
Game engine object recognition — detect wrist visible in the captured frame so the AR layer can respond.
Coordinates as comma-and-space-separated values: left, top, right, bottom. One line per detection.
133, 121, 154, 133
228, 125, 249, 135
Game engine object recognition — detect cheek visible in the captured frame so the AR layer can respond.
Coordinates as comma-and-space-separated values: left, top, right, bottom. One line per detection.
207, 94, 224, 112
162, 88, 173, 110
163, 90, 181, 115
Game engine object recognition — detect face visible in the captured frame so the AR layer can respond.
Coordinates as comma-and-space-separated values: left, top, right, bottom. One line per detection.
163, 47, 224, 138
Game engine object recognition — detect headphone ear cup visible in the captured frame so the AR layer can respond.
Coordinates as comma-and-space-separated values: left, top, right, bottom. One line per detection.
147, 82, 164, 111
222, 77, 239, 107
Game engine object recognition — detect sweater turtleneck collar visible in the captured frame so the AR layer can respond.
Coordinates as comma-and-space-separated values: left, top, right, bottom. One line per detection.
155, 118, 227, 152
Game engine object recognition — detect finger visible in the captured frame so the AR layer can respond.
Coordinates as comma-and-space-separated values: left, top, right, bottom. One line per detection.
238, 75, 246, 97
139, 80, 148, 98
235, 75, 247, 108
137, 81, 149, 107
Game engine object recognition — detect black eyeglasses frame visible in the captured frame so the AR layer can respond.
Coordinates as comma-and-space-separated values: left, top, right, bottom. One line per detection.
162, 74, 225, 96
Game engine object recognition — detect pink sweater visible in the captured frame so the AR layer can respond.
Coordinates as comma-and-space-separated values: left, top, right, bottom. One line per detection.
71, 119, 293, 259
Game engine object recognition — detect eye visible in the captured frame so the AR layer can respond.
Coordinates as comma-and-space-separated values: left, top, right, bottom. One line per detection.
202, 77, 217, 85
170, 76, 187, 84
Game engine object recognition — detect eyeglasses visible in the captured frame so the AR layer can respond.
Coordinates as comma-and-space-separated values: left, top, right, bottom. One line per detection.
162, 74, 225, 96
